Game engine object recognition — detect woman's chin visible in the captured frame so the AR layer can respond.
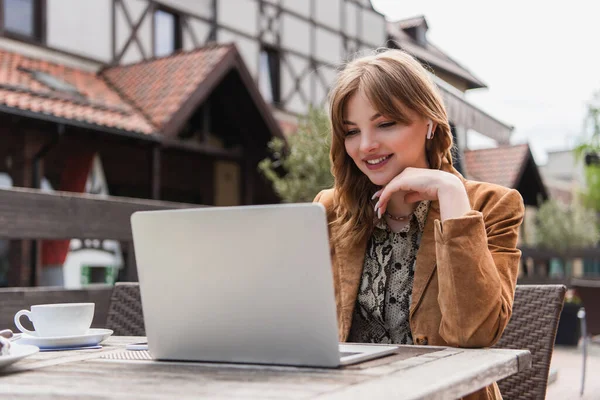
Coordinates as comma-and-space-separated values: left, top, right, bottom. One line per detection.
366, 173, 394, 187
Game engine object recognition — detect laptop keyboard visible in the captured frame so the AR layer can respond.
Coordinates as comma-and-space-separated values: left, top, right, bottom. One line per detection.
339, 351, 360, 357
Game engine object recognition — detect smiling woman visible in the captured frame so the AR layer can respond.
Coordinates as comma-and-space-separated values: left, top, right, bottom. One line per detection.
314, 49, 525, 400
342, 98, 430, 188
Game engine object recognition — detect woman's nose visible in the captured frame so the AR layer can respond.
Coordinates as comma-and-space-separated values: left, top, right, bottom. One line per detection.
359, 131, 379, 154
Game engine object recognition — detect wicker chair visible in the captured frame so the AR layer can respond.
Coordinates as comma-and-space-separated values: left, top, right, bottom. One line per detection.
106, 282, 145, 336
493, 284, 566, 400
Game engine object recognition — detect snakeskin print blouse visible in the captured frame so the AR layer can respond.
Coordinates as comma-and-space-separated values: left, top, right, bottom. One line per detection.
347, 200, 430, 344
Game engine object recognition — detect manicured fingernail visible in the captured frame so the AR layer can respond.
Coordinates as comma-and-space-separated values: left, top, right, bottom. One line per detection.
371, 191, 380, 200
377, 208, 382, 219
374, 200, 380, 211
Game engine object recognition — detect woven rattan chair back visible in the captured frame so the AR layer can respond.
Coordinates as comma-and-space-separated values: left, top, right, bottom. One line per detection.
493, 284, 566, 400
106, 282, 145, 336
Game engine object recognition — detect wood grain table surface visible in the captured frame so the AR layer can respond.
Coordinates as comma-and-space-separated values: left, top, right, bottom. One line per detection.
0, 336, 531, 399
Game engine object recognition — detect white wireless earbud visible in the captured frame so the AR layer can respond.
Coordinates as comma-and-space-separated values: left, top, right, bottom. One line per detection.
426, 120, 434, 139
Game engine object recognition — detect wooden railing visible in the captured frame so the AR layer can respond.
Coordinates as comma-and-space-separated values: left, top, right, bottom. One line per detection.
0, 187, 202, 330
0, 186, 200, 241
520, 246, 600, 260
518, 246, 600, 285
0, 186, 200, 286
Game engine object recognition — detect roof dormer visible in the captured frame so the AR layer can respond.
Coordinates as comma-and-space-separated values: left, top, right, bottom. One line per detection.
398, 15, 429, 47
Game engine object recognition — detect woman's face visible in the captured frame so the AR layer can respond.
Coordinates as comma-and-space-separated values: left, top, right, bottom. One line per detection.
343, 91, 430, 187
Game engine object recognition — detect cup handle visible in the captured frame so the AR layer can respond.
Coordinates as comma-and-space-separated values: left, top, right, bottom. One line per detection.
14, 310, 36, 336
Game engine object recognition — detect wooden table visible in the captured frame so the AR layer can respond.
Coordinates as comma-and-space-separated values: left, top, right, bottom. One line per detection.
0, 336, 531, 399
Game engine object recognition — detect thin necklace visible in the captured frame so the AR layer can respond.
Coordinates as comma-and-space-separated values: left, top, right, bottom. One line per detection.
385, 211, 413, 221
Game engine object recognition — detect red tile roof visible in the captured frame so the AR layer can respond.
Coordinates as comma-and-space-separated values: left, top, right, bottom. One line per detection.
463, 144, 531, 188
0, 44, 243, 138
0, 49, 154, 134
102, 44, 232, 131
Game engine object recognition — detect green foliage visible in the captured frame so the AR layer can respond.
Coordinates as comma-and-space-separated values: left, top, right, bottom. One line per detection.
534, 198, 599, 253
258, 107, 333, 202
574, 91, 600, 157
579, 164, 600, 211
575, 91, 600, 211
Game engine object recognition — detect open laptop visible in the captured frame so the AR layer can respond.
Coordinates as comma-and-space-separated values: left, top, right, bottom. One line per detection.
130, 203, 398, 368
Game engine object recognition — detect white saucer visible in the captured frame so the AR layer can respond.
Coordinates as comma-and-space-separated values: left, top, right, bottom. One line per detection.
15, 328, 113, 349
0, 343, 39, 370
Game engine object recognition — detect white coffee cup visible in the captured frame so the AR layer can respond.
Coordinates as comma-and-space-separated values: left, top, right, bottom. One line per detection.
14, 303, 95, 337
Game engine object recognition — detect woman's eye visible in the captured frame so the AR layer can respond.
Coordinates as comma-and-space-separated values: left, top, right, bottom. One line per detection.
346, 129, 359, 136
378, 121, 396, 129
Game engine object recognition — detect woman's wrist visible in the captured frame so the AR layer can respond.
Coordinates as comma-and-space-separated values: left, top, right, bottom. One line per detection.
437, 177, 471, 222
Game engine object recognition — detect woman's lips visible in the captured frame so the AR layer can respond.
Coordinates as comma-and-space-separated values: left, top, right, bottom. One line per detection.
364, 154, 392, 170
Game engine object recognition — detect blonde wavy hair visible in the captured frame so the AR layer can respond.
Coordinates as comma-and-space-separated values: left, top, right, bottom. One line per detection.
328, 49, 454, 250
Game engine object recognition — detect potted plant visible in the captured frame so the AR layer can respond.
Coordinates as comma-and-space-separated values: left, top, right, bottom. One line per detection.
555, 289, 583, 346
258, 107, 333, 203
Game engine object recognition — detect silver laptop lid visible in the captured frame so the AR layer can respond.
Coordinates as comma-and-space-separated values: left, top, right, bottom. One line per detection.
131, 203, 341, 367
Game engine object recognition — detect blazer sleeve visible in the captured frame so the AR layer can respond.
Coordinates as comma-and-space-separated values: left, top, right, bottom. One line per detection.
434, 188, 524, 348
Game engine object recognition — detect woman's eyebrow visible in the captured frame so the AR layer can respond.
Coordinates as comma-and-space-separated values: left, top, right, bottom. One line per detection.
343, 113, 382, 125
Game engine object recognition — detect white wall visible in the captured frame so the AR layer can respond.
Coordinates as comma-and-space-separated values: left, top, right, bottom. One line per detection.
47, 0, 112, 62
183, 19, 211, 51
315, 66, 338, 106
341, 2, 385, 52
361, 10, 385, 47
38, 0, 386, 116
543, 151, 585, 184
219, 30, 259, 78
163, 0, 212, 18
0, 37, 101, 71
281, 53, 311, 114
218, 0, 258, 37
281, 13, 310, 55
315, 27, 344, 65
116, 0, 152, 64
344, 2, 360, 40
252, 0, 385, 114
315, 0, 341, 31
281, 0, 310, 17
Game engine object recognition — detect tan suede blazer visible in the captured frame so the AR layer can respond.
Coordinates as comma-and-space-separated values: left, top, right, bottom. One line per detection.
314, 162, 524, 400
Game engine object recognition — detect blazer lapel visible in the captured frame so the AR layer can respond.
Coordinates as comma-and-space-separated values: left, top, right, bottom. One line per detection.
410, 201, 439, 318
337, 233, 368, 341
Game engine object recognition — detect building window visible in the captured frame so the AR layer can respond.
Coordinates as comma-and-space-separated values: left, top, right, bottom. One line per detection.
18, 67, 83, 98
1, 0, 44, 42
259, 46, 281, 105
154, 8, 182, 57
